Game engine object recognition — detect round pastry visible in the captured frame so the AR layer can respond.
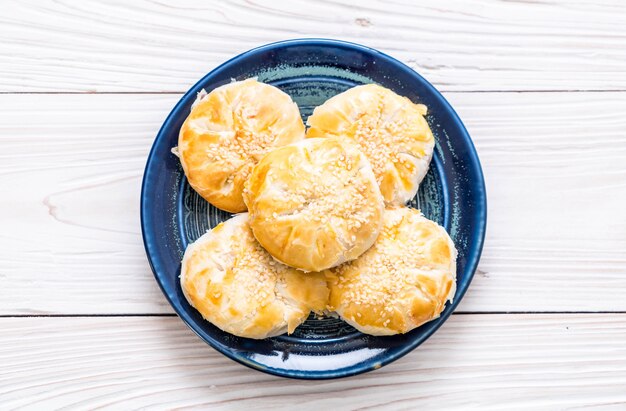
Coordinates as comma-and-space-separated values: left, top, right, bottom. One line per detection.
180, 213, 329, 339
178, 78, 305, 213
326, 207, 457, 336
244, 137, 384, 272
306, 84, 435, 206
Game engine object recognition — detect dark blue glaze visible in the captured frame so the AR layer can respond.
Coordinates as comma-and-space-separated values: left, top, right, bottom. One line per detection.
141, 39, 487, 379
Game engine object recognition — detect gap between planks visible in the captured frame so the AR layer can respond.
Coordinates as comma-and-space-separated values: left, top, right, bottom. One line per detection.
2, 90, 626, 95
1, 312, 626, 318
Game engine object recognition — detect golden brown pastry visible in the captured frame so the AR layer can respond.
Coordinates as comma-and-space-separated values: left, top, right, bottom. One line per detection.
244, 137, 384, 272
178, 79, 305, 213
307, 84, 435, 206
327, 207, 457, 336
180, 213, 329, 339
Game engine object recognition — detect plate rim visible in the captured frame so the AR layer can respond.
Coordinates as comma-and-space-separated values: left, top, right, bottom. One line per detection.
140, 38, 487, 380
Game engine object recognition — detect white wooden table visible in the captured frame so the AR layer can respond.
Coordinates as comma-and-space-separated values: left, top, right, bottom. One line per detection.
1, 1, 626, 409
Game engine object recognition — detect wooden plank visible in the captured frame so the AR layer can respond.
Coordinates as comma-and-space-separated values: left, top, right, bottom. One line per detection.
0, 94, 173, 315
446, 91, 626, 312
1, 92, 625, 314
0, 315, 625, 409
1, 0, 625, 92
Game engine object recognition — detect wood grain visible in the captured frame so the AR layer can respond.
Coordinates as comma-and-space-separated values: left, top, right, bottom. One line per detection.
1, 0, 625, 92
0, 94, 172, 315
0, 315, 625, 409
446, 91, 626, 313
1, 2, 626, 407
1, 92, 625, 314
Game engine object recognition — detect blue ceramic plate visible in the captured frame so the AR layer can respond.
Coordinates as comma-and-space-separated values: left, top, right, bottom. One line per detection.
141, 39, 486, 379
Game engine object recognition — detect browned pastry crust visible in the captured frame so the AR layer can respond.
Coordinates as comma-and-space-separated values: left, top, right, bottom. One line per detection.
178, 79, 305, 212
244, 137, 384, 272
180, 214, 329, 339
327, 207, 457, 335
307, 84, 434, 206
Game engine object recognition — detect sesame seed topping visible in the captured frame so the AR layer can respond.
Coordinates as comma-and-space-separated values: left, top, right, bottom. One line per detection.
330, 208, 456, 331
246, 138, 384, 270
307, 85, 434, 200
180, 80, 304, 199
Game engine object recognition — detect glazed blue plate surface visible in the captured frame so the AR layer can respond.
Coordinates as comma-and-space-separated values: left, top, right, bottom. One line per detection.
141, 39, 486, 379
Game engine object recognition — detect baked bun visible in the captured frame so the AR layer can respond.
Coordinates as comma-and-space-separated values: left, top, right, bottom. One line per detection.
178, 79, 305, 213
327, 207, 456, 336
307, 84, 435, 206
180, 213, 329, 339
244, 137, 384, 272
